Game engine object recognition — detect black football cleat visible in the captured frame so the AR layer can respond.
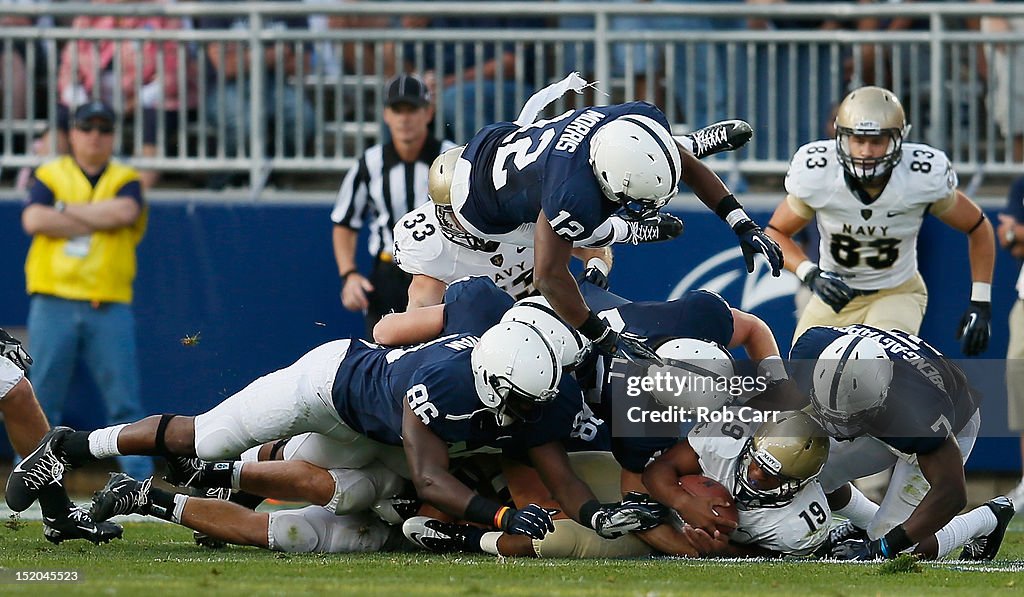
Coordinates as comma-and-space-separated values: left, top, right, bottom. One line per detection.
5, 426, 74, 512
959, 496, 1014, 561
163, 455, 205, 487
90, 473, 152, 522
686, 119, 753, 160
43, 505, 123, 545
622, 213, 684, 245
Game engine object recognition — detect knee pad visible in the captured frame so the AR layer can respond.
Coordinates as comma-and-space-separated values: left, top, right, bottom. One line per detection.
326, 469, 378, 515
283, 432, 378, 470
267, 510, 321, 553
193, 419, 250, 461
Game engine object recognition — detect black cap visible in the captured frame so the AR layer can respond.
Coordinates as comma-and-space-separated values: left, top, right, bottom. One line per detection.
384, 74, 430, 108
74, 101, 115, 124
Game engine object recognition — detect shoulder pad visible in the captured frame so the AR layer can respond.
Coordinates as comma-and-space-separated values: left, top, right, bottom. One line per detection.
900, 143, 957, 202
784, 140, 839, 204
393, 209, 445, 276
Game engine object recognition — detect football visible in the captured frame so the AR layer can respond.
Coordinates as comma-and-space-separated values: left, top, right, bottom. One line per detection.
679, 474, 740, 535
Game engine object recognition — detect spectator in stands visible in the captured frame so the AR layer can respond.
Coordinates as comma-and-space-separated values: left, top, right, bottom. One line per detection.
20, 101, 152, 481
330, 75, 458, 337
979, 7, 1024, 162
48, 0, 197, 190
402, 10, 545, 142
199, 0, 315, 190
0, 11, 31, 129
997, 176, 1024, 507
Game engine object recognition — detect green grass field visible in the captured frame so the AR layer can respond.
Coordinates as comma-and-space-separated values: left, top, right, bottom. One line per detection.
2, 519, 1023, 596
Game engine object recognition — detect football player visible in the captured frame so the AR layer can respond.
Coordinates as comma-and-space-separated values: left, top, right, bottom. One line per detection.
0, 328, 123, 544
765, 86, 995, 356
7, 321, 659, 543
795, 325, 1015, 560
406, 411, 831, 559
439, 73, 781, 365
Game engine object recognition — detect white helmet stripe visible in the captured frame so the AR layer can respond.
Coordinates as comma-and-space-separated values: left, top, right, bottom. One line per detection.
514, 300, 585, 350
828, 335, 864, 410
619, 116, 678, 189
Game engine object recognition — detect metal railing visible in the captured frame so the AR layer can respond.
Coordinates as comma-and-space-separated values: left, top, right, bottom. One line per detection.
1, 2, 1022, 198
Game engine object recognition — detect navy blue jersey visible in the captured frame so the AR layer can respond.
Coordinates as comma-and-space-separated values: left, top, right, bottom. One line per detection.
791, 325, 979, 455
331, 335, 590, 454
581, 289, 736, 472
459, 102, 672, 242
442, 276, 514, 337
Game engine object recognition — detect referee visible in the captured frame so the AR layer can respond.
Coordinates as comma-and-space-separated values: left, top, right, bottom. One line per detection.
331, 74, 457, 336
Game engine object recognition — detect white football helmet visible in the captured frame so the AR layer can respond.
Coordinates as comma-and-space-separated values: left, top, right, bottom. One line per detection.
809, 334, 893, 439
834, 86, 910, 183
500, 296, 591, 370
589, 114, 681, 219
646, 338, 735, 411
471, 321, 563, 426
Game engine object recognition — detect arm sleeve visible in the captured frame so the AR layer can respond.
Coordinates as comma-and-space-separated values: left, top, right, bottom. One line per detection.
330, 156, 371, 229
25, 175, 56, 207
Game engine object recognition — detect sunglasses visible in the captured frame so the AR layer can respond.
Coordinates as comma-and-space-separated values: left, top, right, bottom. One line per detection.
75, 122, 114, 134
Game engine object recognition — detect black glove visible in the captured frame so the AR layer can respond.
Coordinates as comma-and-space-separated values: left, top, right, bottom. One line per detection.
813, 520, 867, 559
803, 265, 856, 313
501, 504, 557, 540
581, 266, 609, 290
0, 328, 32, 371
591, 502, 665, 539
733, 220, 783, 276
957, 301, 991, 356
593, 326, 663, 366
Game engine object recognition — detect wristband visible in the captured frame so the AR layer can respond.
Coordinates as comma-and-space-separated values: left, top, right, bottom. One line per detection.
971, 282, 991, 303
494, 506, 513, 529
339, 269, 358, 282
795, 260, 818, 283
55, 201, 66, 214
579, 499, 602, 530
465, 494, 504, 528
725, 209, 750, 229
881, 524, 913, 557
586, 257, 610, 276
713, 193, 743, 221
579, 312, 609, 342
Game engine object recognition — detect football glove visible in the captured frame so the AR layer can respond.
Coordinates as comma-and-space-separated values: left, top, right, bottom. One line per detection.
733, 220, 784, 276
957, 301, 991, 356
501, 504, 557, 540
620, 491, 670, 521
581, 266, 609, 290
803, 265, 856, 313
0, 328, 32, 371
830, 536, 886, 561
592, 326, 663, 366
591, 502, 665, 539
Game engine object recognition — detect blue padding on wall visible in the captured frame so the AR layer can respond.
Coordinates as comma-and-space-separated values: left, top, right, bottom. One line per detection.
0, 201, 1019, 472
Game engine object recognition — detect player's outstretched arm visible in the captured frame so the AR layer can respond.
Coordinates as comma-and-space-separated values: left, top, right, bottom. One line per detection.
765, 197, 812, 276
406, 274, 448, 309
373, 304, 444, 345
900, 437, 968, 544
642, 441, 738, 535
936, 191, 995, 355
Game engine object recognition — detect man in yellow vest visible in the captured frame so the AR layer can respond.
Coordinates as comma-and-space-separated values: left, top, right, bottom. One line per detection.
21, 101, 152, 480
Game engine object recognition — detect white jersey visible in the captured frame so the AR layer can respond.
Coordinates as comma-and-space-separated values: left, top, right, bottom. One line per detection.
687, 411, 831, 556
785, 140, 958, 290
0, 356, 25, 398
393, 203, 536, 300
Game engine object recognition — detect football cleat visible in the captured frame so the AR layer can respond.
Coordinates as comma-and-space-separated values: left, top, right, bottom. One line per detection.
686, 119, 753, 160
163, 455, 205, 487
959, 496, 1014, 561
90, 473, 152, 522
43, 505, 123, 545
5, 426, 73, 512
621, 213, 684, 245
402, 516, 484, 553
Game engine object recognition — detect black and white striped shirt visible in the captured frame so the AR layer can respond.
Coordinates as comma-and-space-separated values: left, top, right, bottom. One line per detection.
331, 137, 458, 257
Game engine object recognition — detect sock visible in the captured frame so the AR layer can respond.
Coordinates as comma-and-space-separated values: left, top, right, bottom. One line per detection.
146, 486, 181, 522
61, 431, 99, 466
197, 461, 237, 489
834, 485, 880, 530
231, 462, 243, 490
87, 424, 128, 459
480, 531, 501, 555
933, 504, 997, 559
240, 445, 261, 462
609, 217, 630, 242
37, 484, 75, 519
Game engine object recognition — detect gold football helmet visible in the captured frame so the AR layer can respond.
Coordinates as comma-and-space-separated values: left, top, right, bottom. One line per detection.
834, 86, 910, 183
734, 410, 830, 508
428, 146, 495, 251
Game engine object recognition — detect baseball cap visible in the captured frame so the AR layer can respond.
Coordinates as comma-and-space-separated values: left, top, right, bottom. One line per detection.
74, 101, 115, 124
384, 74, 430, 108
